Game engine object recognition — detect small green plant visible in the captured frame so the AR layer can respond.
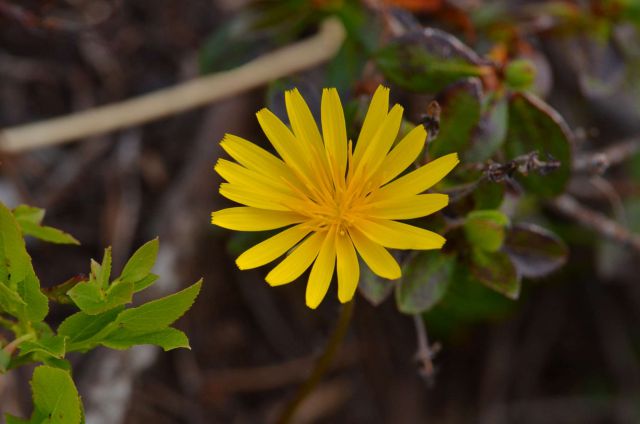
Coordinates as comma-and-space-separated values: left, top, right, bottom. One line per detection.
0, 202, 201, 423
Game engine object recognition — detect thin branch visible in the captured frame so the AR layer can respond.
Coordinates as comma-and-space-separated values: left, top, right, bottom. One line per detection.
0, 18, 345, 153
276, 300, 355, 424
550, 194, 640, 252
413, 314, 439, 385
574, 137, 640, 174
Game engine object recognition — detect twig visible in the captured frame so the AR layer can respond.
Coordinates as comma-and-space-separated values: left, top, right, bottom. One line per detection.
413, 314, 439, 385
574, 137, 640, 174
551, 194, 640, 252
276, 300, 355, 424
0, 18, 345, 153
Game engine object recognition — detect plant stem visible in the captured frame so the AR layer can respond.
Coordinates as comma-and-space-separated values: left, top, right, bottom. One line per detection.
276, 300, 355, 424
0, 315, 15, 331
3, 333, 34, 355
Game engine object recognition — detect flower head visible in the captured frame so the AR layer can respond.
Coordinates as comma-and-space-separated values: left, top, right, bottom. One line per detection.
212, 86, 459, 309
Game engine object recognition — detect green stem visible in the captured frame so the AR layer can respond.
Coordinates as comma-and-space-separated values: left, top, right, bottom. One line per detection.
276, 300, 355, 424
3, 333, 34, 355
0, 315, 15, 331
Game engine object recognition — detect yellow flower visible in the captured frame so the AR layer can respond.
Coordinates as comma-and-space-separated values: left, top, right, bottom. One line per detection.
212, 86, 459, 309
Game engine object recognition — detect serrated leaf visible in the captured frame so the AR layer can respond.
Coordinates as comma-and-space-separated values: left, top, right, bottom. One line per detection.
95, 248, 112, 290
18, 273, 48, 323
395, 252, 456, 314
504, 223, 568, 278
12, 205, 45, 225
470, 250, 520, 299
429, 78, 482, 158
67, 282, 104, 314
29, 366, 81, 424
102, 327, 190, 351
58, 308, 123, 352
119, 238, 159, 285
133, 273, 159, 292
19, 335, 66, 359
13, 205, 79, 245
0, 282, 27, 317
505, 93, 573, 197
467, 94, 508, 161
0, 203, 48, 322
114, 280, 202, 333
376, 28, 485, 93
464, 210, 510, 252
358, 260, 394, 306
18, 221, 80, 245
0, 202, 31, 286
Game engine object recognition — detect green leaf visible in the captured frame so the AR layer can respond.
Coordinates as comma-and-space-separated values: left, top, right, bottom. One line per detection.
472, 179, 505, 210
395, 252, 456, 314
429, 79, 482, 158
424, 261, 515, 336
504, 223, 568, 278
12, 205, 45, 225
94, 248, 112, 290
17, 273, 49, 323
376, 28, 485, 93
102, 327, 190, 351
19, 335, 66, 359
58, 308, 123, 352
464, 210, 510, 252
505, 92, 573, 197
119, 238, 159, 285
0, 202, 48, 322
29, 366, 81, 424
358, 260, 394, 306
133, 273, 159, 292
470, 250, 520, 299
0, 202, 31, 286
114, 280, 202, 333
466, 94, 508, 161
13, 205, 79, 245
19, 222, 80, 245
67, 282, 104, 314
504, 58, 536, 90
0, 282, 27, 318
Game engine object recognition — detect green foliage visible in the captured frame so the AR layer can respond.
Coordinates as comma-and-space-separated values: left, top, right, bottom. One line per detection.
358, 259, 394, 306
464, 210, 510, 253
0, 201, 201, 423
395, 252, 456, 314
505, 93, 573, 197
5, 366, 81, 424
504, 59, 537, 91
376, 29, 485, 93
429, 79, 482, 158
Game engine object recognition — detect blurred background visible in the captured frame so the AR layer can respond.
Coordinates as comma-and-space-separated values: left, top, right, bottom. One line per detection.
2, 0, 640, 423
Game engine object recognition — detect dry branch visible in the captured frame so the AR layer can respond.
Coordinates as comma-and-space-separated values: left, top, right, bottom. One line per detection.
0, 18, 345, 153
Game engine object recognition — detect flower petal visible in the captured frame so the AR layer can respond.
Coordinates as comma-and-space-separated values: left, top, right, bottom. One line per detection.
364, 194, 449, 220
335, 232, 359, 303
321, 88, 348, 180
212, 207, 304, 231
306, 229, 337, 309
236, 224, 311, 270
357, 218, 446, 250
220, 134, 289, 178
256, 108, 311, 174
378, 124, 427, 185
266, 232, 324, 286
348, 226, 400, 280
353, 85, 389, 165
215, 159, 295, 196
219, 183, 291, 211
354, 104, 403, 179
371, 153, 459, 201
